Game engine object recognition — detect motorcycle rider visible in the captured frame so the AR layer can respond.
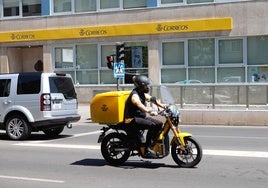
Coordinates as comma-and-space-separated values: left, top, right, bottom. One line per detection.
124, 75, 163, 158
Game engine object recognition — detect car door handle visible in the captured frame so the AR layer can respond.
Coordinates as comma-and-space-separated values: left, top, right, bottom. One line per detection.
3, 100, 11, 105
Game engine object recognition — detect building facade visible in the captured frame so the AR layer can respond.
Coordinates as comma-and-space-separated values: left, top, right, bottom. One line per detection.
0, 0, 268, 103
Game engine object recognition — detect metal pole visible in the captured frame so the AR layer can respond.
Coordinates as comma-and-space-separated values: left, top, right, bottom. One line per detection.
246, 85, 249, 109
180, 86, 184, 109
212, 86, 215, 109
117, 78, 120, 91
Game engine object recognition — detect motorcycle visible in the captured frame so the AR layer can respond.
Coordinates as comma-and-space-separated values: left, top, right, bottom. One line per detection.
95, 86, 202, 167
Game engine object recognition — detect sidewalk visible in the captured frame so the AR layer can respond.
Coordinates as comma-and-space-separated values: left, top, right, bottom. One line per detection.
78, 103, 90, 123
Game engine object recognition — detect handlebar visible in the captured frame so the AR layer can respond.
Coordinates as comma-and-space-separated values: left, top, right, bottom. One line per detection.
150, 105, 171, 117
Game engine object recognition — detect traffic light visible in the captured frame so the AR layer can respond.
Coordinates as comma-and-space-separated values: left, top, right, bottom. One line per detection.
116, 43, 124, 63
106, 55, 114, 69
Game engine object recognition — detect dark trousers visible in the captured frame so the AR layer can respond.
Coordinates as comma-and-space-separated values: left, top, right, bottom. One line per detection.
129, 116, 162, 147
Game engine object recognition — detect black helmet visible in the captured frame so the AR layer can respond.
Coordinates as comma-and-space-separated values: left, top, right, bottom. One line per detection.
133, 75, 151, 93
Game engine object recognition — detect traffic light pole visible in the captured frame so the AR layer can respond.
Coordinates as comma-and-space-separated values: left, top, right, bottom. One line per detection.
116, 42, 124, 91
117, 78, 120, 91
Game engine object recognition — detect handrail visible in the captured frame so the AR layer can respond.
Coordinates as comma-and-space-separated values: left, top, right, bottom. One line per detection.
151, 84, 268, 110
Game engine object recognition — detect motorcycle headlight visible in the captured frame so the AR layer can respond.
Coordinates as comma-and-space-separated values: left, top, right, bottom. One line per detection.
169, 105, 180, 126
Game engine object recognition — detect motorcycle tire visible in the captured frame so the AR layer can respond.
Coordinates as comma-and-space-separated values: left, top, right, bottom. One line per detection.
171, 137, 202, 168
101, 132, 130, 166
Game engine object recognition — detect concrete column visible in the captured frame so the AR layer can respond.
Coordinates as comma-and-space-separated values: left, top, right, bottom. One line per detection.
0, 47, 9, 73
148, 39, 160, 85
43, 44, 53, 73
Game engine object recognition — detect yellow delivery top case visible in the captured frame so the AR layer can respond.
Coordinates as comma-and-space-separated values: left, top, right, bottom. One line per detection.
90, 90, 131, 124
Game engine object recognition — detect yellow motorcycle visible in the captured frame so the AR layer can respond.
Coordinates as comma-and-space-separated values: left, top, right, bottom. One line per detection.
91, 87, 202, 167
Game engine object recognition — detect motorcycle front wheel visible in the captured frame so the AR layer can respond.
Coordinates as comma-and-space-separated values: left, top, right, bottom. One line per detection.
101, 132, 130, 166
171, 137, 202, 168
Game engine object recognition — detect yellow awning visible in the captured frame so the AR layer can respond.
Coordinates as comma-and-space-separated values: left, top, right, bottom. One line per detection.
0, 17, 232, 43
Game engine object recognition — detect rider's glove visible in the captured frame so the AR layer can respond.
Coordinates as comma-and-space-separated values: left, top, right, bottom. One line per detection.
164, 105, 170, 112
148, 110, 158, 116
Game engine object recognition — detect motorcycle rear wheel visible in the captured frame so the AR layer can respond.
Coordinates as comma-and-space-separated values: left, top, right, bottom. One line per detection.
171, 137, 202, 168
101, 132, 130, 166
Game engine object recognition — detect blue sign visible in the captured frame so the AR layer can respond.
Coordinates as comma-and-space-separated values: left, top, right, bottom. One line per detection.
113, 63, 125, 78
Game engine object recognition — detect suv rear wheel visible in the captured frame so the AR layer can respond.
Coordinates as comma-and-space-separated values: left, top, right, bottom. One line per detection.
6, 115, 31, 140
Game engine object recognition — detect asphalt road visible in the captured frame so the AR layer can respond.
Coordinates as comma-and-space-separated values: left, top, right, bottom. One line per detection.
0, 121, 268, 188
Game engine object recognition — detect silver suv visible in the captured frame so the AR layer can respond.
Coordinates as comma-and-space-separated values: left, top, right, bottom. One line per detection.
0, 72, 80, 140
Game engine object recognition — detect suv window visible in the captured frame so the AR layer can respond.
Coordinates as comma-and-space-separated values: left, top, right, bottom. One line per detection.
17, 72, 41, 94
49, 77, 77, 99
0, 79, 11, 97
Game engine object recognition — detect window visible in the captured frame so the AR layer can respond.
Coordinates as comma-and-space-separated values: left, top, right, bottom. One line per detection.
100, 70, 116, 84
161, 68, 186, 83
100, 44, 117, 84
2, 0, 41, 17
247, 36, 268, 83
162, 42, 184, 65
3, 0, 19, 17
101, 45, 116, 68
161, 41, 185, 83
55, 47, 74, 69
161, 0, 183, 4
217, 39, 244, 83
100, 0, 119, 9
188, 39, 215, 66
0, 79, 11, 97
52, 0, 149, 13
53, 42, 148, 85
219, 39, 243, 64
101, 42, 148, 84
17, 72, 41, 94
49, 77, 77, 99
23, 0, 41, 16
187, 0, 213, 4
123, 0, 146, 9
247, 66, 268, 83
248, 36, 268, 65
76, 44, 98, 84
124, 42, 148, 84
76, 44, 98, 69
161, 36, 268, 84
189, 68, 215, 83
53, 0, 71, 13
75, 0, 96, 12
217, 67, 244, 83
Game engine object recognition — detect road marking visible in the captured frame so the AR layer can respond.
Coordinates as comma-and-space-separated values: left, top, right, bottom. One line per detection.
204, 149, 268, 158
70, 130, 102, 138
14, 143, 268, 159
15, 143, 100, 150
0, 175, 64, 183
197, 135, 268, 140
29, 131, 102, 144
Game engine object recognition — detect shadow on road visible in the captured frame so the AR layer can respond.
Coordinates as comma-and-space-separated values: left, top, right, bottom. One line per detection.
0, 132, 72, 141
71, 158, 181, 169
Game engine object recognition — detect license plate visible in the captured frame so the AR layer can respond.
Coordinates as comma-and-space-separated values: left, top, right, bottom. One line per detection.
53, 103, 62, 109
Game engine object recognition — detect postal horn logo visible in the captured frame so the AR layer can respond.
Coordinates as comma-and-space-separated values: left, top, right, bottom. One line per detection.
156, 24, 163, 32
79, 29, 86, 36
101, 104, 108, 112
